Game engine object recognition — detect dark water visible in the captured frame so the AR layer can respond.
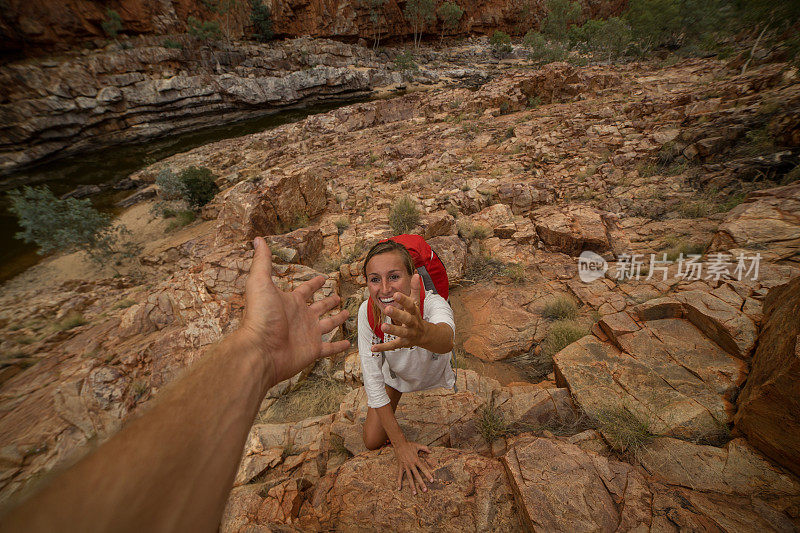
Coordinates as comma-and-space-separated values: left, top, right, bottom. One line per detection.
0, 99, 363, 283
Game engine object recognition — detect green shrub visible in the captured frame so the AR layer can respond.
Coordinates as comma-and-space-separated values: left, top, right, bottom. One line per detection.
569, 17, 632, 60
393, 50, 418, 72
57, 312, 88, 331
542, 295, 578, 320
178, 166, 219, 208
542, 0, 581, 42
389, 196, 420, 234
249, 0, 274, 41
162, 38, 183, 49
490, 31, 513, 55
155, 167, 187, 201
101, 9, 123, 39
8, 186, 140, 267
523, 30, 569, 63
187, 16, 221, 42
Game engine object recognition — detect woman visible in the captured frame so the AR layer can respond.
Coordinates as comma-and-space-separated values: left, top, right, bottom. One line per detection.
357, 239, 456, 496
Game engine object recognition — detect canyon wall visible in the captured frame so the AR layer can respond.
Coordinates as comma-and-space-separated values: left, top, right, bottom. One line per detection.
0, 0, 627, 58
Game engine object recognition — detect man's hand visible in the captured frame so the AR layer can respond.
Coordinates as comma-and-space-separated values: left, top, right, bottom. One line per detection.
371, 274, 426, 352
239, 237, 350, 386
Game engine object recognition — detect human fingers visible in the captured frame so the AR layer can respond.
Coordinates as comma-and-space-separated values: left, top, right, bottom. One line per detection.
410, 273, 421, 301
308, 293, 341, 317
384, 305, 415, 327
319, 340, 351, 358
392, 291, 420, 316
370, 337, 408, 353
294, 275, 327, 302
378, 322, 412, 339
246, 237, 274, 294
417, 454, 434, 483
411, 464, 428, 493
397, 467, 404, 491
405, 467, 418, 495
317, 309, 349, 335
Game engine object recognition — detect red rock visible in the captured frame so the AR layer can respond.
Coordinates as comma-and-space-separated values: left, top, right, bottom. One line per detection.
735, 276, 800, 477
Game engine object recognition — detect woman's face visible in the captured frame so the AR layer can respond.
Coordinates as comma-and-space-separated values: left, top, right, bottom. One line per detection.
365, 251, 412, 312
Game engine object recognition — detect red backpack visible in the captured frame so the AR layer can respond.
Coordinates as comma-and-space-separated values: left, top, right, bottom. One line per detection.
367, 234, 449, 342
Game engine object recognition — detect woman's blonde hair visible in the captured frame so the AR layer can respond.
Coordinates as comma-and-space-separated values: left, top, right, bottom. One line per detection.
362, 240, 415, 330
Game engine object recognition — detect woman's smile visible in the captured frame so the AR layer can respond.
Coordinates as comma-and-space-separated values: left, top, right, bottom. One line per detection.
365, 251, 412, 311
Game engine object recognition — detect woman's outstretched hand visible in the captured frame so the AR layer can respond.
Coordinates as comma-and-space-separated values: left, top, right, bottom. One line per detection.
393, 439, 434, 496
239, 237, 351, 386
371, 274, 427, 353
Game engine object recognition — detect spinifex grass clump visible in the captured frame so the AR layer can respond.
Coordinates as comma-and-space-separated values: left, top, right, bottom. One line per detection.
593, 407, 653, 455
389, 196, 420, 234
542, 295, 578, 320
478, 397, 509, 445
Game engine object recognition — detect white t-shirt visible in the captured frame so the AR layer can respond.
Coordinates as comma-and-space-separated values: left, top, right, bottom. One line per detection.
358, 291, 456, 409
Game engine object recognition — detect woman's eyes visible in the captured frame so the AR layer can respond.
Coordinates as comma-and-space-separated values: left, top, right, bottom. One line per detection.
369, 274, 400, 283
389, 274, 399, 280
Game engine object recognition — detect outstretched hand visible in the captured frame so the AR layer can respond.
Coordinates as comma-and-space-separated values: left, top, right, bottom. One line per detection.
239, 237, 350, 385
371, 273, 427, 353
394, 440, 434, 496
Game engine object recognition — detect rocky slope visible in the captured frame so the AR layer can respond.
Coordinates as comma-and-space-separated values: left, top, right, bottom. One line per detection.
1, 51, 799, 530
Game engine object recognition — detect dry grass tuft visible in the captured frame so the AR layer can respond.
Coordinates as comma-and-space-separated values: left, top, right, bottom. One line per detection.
593, 407, 653, 455
542, 295, 578, 320
259, 377, 350, 423
478, 397, 509, 445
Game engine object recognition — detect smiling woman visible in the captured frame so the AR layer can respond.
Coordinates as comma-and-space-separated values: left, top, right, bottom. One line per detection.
358, 238, 456, 496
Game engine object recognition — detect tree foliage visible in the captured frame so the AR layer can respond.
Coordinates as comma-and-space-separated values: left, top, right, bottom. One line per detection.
403, 0, 436, 48
489, 30, 513, 56
542, 0, 581, 42
249, 0, 274, 41
361, 0, 389, 49
8, 186, 140, 267
436, 1, 464, 41
101, 9, 123, 40
188, 16, 222, 42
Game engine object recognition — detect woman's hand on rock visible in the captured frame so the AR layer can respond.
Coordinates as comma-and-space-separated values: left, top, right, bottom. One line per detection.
393, 439, 434, 496
371, 274, 427, 352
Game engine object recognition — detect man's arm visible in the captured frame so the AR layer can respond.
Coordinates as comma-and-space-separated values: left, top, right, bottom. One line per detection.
0, 237, 350, 532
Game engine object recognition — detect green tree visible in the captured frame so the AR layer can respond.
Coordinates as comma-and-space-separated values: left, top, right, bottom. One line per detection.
623, 0, 682, 53
101, 9, 123, 41
569, 17, 632, 60
249, 0, 274, 41
436, 1, 463, 43
8, 186, 140, 268
200, 0, 240, 40
489, 30, 512, 56
542, 0, 581, 42
361, 0, 389, 49
188, 16, 222, 42
403, 0, 436, 48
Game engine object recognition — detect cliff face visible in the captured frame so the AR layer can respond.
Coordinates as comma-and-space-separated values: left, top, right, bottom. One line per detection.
0, 0, 626, 58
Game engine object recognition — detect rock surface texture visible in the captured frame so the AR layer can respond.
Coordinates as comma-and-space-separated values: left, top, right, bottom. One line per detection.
735, 276, 800, 477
